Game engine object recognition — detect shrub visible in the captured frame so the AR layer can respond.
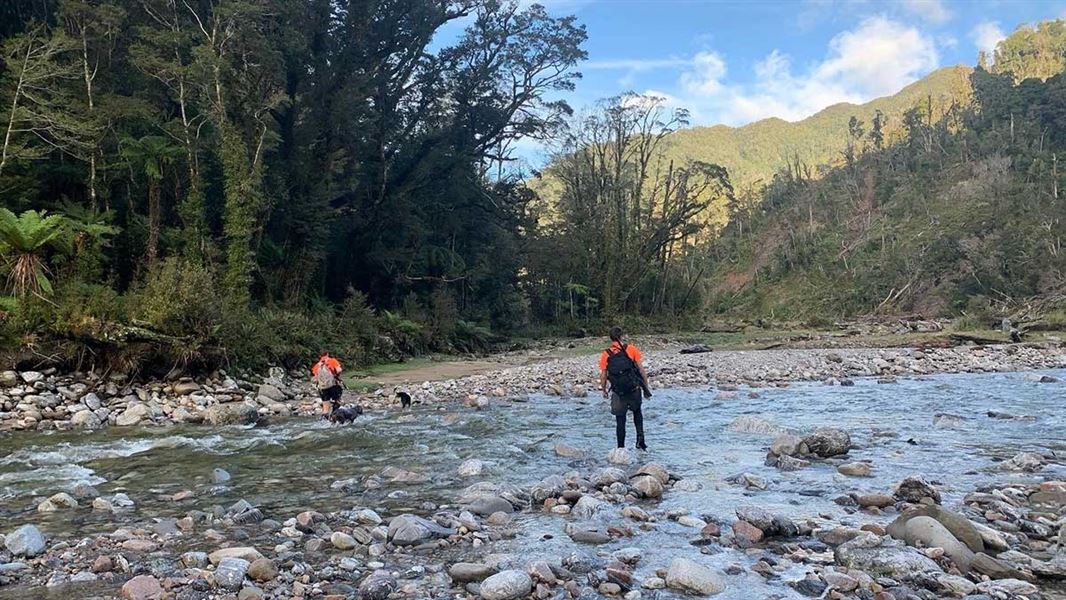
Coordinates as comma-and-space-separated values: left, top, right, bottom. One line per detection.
126, 259, 223, 339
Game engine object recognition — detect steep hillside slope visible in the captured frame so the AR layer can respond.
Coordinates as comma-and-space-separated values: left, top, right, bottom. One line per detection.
665, 66, 974, 188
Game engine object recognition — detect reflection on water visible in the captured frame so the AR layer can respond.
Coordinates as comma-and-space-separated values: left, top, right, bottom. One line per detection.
1, 368, 1063, 599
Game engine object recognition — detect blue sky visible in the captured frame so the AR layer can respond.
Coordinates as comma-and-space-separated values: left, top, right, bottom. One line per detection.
544, 0, 1064, 125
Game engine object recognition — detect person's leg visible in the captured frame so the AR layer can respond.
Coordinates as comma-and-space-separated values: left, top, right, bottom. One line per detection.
615, 412, 626, 448
632, 400, 646, 450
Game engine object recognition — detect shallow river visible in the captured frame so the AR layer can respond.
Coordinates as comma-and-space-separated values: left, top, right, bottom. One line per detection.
1, 368, 1064, 599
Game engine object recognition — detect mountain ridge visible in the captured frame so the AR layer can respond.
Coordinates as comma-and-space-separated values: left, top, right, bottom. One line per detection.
664, 65, 975, 191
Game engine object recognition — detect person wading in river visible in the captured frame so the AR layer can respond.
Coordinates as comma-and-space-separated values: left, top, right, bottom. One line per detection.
312, 352, 343, 418
599, 327, 652, 451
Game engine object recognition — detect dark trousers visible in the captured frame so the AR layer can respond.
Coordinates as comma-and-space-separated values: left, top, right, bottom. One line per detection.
613, 389, 645, 449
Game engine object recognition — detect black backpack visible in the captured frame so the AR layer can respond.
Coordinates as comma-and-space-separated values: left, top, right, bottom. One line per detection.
606, 344, 640, 395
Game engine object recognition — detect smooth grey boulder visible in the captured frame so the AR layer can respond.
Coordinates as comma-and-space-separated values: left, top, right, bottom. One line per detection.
479, 570, 532, 600
665, 558, 726, 595
898, 516, 975, 572
4, 525, 46, 557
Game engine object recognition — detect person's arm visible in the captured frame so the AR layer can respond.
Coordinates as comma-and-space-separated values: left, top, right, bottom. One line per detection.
636, 362, 652, 397
599, 369, 609, 398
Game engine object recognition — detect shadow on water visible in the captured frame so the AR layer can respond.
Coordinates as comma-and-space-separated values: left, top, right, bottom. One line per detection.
1, 368, 1064, 599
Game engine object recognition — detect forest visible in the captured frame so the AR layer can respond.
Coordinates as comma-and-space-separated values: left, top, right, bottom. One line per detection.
0, 2, 1063, 373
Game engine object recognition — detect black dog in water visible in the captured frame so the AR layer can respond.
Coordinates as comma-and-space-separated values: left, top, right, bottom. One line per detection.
328, 403, 364, 425
397, 391, 412, 409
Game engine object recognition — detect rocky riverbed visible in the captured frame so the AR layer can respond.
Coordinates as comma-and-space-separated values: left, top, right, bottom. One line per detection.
0, 360, 1064, 600
3, 342, 1064, 431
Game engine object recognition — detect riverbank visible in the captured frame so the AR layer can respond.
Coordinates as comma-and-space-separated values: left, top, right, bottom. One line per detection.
0, 367, 1063, 599
3, 336, 1065, 432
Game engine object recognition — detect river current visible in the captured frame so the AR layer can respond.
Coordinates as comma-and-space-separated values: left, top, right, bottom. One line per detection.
1, 368, 1064, 599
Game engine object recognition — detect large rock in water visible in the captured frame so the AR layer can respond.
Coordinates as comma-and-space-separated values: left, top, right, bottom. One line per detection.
387, 514, 453, 546
899, 516, 975, 572
571, 495, 606, 519
4, 524, 46, 557
665, 558, 726, 595
802, 427, 851, 457
479, 570, 532, 600
894, 476, 942, 504
886, 505, 985, 554
834, 532, 942, 578
462, 495, 513, 516
204, 402, 259, 425
449, 562, 497, 583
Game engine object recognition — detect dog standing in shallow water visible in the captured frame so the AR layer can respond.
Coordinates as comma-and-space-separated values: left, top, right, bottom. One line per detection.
328, 402, 363, 425
396, 391, 412, 409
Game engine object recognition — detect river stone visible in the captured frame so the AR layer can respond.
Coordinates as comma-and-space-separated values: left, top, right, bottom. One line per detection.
854, 493, 895, 509
936, 574, 976, 596
71, 409, 102, 429
893, 476, 941, 504
116, 404, 148, 426
630, 475, 663, 498
775, 454, 810, 471
354, 508, 382, 525
837, 462, 872, 477
590, 467, 627, 488
834, 532, 941, 577
359, 571, 397, 600
464, 496, 513, 516
0, 371, 18, 386
256, 383, 285, 402
20, 371, 44, 384
635, 463, 669, 484
566, 524, 611, 544
555, 443, 586, 458
121, 575, 164, 600
1003, 452, 1044, 472
214, 557, 250, 590
450, 562, 497, 583
735, 506, 774, 531
480, 570, 532, 600
898, 516, 975, 572
665, 558, 726, 595
572, 495, 606, 519
802, 427, 851, 457
5, 524, 46, 557
976, 579, 1039, 597
726, 415, 783, 435
38, 492, 78, 512
887, 505, 985, 554
204, 402, 258, 425
531, 475, 566, 502
458, 459, 486, 477
247, 558, 277, 582
608, 448, 633, 465
388, 515, 453, 546
770, 434, 804, 457
331, 532, 358, 550
208, 547, 262, 565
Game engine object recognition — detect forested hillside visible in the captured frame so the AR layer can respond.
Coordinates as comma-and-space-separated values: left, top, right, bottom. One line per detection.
667, 66, 974, 197
705, 21, 1066, 324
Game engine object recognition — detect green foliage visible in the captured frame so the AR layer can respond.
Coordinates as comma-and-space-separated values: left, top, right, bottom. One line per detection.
0, 208, 75, 297
993, 20, 1066, 83
126, 258, 222, 339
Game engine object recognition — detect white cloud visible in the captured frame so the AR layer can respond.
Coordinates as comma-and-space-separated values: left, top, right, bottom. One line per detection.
899, 0, 952, 24
654, 16, 940, 126
971, 21, 1006, 60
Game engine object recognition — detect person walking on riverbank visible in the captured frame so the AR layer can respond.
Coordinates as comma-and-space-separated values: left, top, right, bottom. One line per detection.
312, 352, 343, 417
599, 327, 652, 451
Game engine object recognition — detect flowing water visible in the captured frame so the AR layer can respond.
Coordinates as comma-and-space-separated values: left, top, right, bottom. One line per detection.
1, 369, 1064, 599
